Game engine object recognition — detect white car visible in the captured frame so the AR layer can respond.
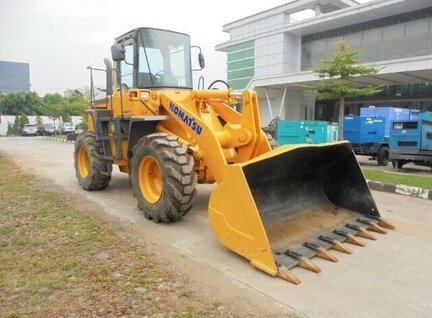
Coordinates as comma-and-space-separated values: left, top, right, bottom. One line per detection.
21, 124, 38, 136
59, 122, 75, 134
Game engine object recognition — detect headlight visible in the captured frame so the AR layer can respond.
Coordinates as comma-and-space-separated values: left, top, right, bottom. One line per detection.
140, 91, 150, 100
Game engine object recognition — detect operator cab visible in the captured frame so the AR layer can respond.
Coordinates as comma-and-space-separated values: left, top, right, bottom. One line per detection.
112, 28, 203, 90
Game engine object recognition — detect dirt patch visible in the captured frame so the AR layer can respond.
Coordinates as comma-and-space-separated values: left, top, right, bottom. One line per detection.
266, 205, 357, 250
0, 155, 237, 318
0, 152, 298, 318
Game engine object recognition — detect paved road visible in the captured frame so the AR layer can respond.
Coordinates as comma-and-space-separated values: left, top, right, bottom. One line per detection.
1, 137, 432, 318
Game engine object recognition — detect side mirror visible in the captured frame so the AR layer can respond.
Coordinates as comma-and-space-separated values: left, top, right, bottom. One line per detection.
111, 44, 125, 62
198, 52, 205, 69
191, 46, 205, 71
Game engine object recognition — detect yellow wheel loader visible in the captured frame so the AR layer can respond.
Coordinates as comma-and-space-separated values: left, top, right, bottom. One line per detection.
74, 27, 394, 284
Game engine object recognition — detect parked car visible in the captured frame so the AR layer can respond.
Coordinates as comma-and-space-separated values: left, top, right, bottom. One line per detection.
38, 123, 55, 136
59, 122, 75, 134
74, 122, 85, 134
21, 124, 38, 136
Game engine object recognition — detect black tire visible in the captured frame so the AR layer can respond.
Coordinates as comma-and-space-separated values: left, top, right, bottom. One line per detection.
392, 160, 406, 170
377, 146, 389, 166
74, 132, 112, 190
130, 133, 197, 223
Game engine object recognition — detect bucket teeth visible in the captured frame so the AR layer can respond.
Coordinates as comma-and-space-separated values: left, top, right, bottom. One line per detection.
319, 236, 353, 254
333, 230, 366, 247
357, 227, 377, 240
274, 214, 396, 284
367, 222, 387, 234
345, 223, 377, 240
284, 250, 321, 273
377, 217, 396, 230
357, 218, 387, 234
331, 240, 353, 254
298, 256, 321, 273
304, 242, 338, 262
277, 265, 301, 285
316, 247, 338, 263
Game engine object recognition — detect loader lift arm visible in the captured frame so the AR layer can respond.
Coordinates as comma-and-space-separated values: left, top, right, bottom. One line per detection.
158, 89, 271, 183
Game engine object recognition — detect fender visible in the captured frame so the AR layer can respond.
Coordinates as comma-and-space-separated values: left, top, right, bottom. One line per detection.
127, 116, 170, 158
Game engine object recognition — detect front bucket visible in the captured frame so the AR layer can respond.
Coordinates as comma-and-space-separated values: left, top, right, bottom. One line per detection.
208, 141, 394, 283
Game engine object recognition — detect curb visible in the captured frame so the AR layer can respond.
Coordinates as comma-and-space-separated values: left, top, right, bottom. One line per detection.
42, 136, 74, 143
367, 180, 432, 200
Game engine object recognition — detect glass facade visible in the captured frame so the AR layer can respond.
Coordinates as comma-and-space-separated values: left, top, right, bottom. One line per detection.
302, 9, 432, 70
315, 83, 432, 121
227, 40, 255, 90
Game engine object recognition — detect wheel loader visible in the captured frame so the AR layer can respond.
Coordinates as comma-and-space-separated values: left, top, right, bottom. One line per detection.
74, 27, 395, 284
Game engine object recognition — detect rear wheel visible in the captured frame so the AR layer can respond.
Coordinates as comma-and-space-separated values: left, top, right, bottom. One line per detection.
74, 132, 112, 190
377, 146, 389, 166
392, 160, 407, 170
131, 133, 197, 223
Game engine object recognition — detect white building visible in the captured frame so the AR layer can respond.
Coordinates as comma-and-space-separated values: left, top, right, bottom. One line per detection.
216, 0, 432, 125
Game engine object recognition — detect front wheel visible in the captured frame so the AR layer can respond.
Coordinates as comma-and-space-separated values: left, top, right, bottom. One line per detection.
130, 133, 197, 223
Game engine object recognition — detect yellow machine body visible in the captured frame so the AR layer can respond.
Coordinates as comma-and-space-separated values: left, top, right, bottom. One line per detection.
80, 27, 394, 284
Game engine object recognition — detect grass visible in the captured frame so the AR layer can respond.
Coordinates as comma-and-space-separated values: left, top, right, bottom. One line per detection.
0, 156, 234, 318
362, 169, 432, 190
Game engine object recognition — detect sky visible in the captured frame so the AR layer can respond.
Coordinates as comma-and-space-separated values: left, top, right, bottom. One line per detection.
0, 0, 372, 95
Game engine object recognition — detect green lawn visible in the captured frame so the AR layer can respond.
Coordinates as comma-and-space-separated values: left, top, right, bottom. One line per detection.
362, 169, 432, 190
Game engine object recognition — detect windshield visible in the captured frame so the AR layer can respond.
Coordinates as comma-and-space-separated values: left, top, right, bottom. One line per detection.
137, 29, 192, 89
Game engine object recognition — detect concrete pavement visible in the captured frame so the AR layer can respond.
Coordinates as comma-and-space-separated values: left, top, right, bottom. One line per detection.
1, 136, 431, 318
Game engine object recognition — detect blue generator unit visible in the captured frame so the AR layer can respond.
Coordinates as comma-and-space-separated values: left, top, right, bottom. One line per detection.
360, 106, 410, 138
389, 114, 432, 170
343, 115, 389, 165
344, 116, 385, 144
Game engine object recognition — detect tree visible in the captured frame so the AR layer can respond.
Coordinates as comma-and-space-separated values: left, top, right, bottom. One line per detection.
13, 115, 20, 135
62, 113, 71, 123
7, 123, 14, 136
306, 39, 382, 140
63, 91, 87, 118
0, 92, 42, 115
35, 115, 43, 127
41, 93, 65, 133
41, 91, 86, 128
0, 93, 5, 110
42, 103, 63, 134
19, 114, 29, 128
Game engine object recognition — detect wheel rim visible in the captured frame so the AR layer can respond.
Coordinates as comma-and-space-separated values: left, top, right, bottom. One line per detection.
138, 155, 163, 204
77, 145, 90, 178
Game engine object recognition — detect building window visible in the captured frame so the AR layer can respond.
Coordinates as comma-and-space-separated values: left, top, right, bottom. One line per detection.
301, 16, 432, 70
227, 40, 255, 90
